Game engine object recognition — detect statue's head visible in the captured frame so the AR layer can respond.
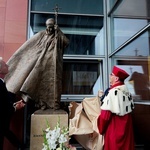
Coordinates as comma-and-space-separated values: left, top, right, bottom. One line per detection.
46, 18, 55, 34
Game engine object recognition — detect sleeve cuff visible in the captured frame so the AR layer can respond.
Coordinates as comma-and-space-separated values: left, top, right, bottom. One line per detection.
13, 103, 17, 111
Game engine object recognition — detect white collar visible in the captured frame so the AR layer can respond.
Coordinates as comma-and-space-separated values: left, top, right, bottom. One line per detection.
0, 78, 4, 82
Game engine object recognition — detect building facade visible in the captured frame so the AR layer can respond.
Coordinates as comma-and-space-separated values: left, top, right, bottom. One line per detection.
0, 0, 150, 149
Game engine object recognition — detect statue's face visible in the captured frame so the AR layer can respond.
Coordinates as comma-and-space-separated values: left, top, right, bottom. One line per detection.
46, 19, 55, 34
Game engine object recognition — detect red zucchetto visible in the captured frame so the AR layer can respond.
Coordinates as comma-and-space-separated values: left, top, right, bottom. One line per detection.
112, 66, 129, 80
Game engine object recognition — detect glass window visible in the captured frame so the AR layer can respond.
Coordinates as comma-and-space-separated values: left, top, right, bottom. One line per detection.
113, 0, 150, 18
29, 0, 104, 98
111, 27, 150, 100
115, 60, 150, 101
112, 18, 148, 50
31, 0, 103, 15
62, 60, 103, 95
114, 29, 150, 56
109, 0, 119, 10
109, 0, 150, 51
30, 13, 104, 55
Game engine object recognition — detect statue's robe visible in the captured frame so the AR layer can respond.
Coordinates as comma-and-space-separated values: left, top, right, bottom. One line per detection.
5, 28, 69, 109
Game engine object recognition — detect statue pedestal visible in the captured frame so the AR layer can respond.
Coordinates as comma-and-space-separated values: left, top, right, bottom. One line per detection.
30, 109, 68, 150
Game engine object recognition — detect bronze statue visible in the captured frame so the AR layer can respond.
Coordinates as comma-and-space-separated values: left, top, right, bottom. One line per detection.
4, 18, 69, 110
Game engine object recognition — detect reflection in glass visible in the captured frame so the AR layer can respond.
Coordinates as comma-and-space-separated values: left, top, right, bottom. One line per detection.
62, 61, 102, 95
31, 0, 103, 15
114, 31, 150, 56
116, 60, 150, 100
109, 0, 118, 10
113, 0, 150, 18
65, 28, 104, 55
30, 13, 104, 55
113, 18, 148, 50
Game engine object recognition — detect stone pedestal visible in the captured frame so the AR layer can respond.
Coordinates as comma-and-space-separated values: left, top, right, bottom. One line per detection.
30, 109, 68, 150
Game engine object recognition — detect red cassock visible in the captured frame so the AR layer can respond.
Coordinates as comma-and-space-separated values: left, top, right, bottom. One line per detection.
97, 84, 135, 150
98, 110, 135, 150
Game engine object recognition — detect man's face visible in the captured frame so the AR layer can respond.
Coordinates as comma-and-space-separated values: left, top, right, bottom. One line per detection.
0, 61, 9, 75
109, 73, 119, 86
46, 20, 55, 34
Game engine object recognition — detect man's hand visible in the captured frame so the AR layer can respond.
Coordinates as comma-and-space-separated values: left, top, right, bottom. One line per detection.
98, 90, 104, 98
13, 100, 26, 111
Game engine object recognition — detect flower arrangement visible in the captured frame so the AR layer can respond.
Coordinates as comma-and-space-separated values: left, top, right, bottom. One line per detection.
42, 118, 75, 150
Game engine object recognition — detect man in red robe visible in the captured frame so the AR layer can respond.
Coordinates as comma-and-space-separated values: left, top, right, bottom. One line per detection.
97, 66, 135, 150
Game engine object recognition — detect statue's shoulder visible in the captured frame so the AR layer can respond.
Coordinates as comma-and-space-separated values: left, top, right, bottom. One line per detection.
29, 30, 46, 40
34, 30, 45, 36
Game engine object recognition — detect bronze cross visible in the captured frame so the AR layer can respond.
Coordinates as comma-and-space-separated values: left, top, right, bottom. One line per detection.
53, 4, 61, 25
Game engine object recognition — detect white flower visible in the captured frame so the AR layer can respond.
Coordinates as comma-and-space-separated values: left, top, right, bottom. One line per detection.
47, 138, 56, 149
46, 131, 51, 139
42, 118, 70, 150
59, 134, 67, 144
45, 127, 50, 132
42, 143, 48, 150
